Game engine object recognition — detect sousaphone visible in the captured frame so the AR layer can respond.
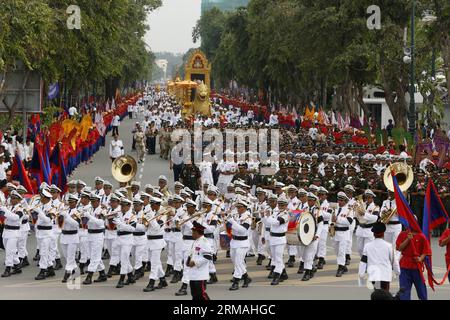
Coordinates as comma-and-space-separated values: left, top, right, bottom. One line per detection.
111, 155, 138, 183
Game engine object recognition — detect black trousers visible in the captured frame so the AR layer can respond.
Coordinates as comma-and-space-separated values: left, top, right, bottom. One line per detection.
112, 126, 119, 136
146, 137, 156, 154
173, 164, 183, 182
190, 280, 209, 300
128, 111, 132, 119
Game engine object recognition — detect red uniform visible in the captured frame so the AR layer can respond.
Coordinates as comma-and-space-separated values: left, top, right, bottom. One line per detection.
439, 229, 450, 267
396, 231, 432, 269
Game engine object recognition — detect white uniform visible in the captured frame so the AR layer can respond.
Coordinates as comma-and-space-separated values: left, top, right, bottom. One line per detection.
381, 199, 401, 246
316, 199, 331, 259
264, 208, 289, 274
132, 210, 148, 271
104, 207, 120, 268
355, 202, 379, 257
168, 207, 185, 274
114, 209, 136, 275
49, 199, 63, 264
146, 208, 166, 281
358, 238, 400, 285
303, 205, 324, 270
1, 206, 21, 267
199, 209, 218, 275
228, 211, 252, 279
332, 205, 353, 266
179, 213, 199, 285
35, 202, 54, 269
287, 197, 302, 258
85, 206, 106, 273
59, 207, 80, 272
17, 201, 30, 261
346, 198, 356, 257
109, 140, 124, 159
187, 236, 213, 281
77, 203, 92, 265
255, 201, 269, 257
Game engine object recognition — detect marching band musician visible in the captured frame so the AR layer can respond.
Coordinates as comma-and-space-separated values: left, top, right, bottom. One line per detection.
140, 192, 152, 272
255, 188, 269, 265
1, 191, 24, 277
93, 177, 105, 197
101, 181, 113, 208
77, 191, 92, 275
114, 198, 137, 288
34, 188, 56, 280
344, 185, 356, 266
158, 175, 171, 198
332, 191, 353, 277
199, 197, 219, 284
59, 194, 80, 283
186, 221, 213, 301
206, 185, 223, 262
168, 195, 185, 284
50, 185, 64, 270
105, 194, 121, 277
295, 188, 308, 273
132, 198, 148, 280
301, 193, 324, 281
175, 199, 199, 296
195, 183, 209, 210
62, 180, 77, 204
82, 193, 107, 285
264, 195, 290, 285
31, 183, 47, 262
381, 192, 401, 246
263, 193, 278, 272
355, 190, 379, 257
316, 187, 330, 269
228, 199, 252, 291
143, 196, 168, 292
16, 186, 30, 268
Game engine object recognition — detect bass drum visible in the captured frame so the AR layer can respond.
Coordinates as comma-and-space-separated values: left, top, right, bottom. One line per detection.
298, 212, 317, 246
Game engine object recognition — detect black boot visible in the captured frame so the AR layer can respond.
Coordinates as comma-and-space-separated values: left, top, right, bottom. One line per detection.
267, 266, 275, 279
317, 257, 325, 269
207, 272, 218, 284
54, 258, 63, 270
35, 268, 47, 280
107, 265, 115, 278
112, 264, 120, 275
345, 254, 351, 266
94, 270, 108, 283
170, 270, 181, 283
102, 249, 110, 260
343, 265, 348, 273
229, 277, 239, 291
280, 268, 289, 281
116, 275, 126, 288
302, 270, 312, 281
125, 272, 135, 285
12, 264, 22, 275
287, 255, 295, 268
83, 272, 93, 285
336, 265, 344, 277
175, 283, 188, 296
297, 261, 305, 274
143, 279, 156, 292
242, 273, 252, 288
213, 254, 217, 262
226, 250, 230, 258
265, 259, 272, 270
271, 272, 281, 285
21, 256, 30, 267
62, 271, 72, 283
1, 267, 11, 278
33, 249, 40, 261
256, 254, 265, 265
79, 263, 85, 275
165, 264, 173, 277
144, 262, 151, 272
46, 266, 55, 277
157, 277, 168, 289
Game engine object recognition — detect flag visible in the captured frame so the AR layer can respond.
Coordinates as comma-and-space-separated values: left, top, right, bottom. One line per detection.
391, 173, 422, 233
11, 153, 34, 193
29, 143, 49, 186
43, 138, 52, 184
49, 143, 68, 193
423, 179, 449, 240
48, 83, 59, 100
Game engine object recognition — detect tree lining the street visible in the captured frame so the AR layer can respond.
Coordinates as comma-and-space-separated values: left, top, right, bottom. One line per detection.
0, 0, 162, 129
194, 0, 449, 127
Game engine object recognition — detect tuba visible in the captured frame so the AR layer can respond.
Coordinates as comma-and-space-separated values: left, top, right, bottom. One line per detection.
111, 155, 138, 183
381, 162, 414, 224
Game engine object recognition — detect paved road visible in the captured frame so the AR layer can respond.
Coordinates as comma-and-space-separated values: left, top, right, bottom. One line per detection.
1, 116, 449, 300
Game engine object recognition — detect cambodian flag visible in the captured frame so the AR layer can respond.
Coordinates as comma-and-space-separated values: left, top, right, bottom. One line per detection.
11, 153, 34, 194
422, 179, 449, 240
391, 173, 422, 233
49, 143, 68, 193
29, 142, 51, 186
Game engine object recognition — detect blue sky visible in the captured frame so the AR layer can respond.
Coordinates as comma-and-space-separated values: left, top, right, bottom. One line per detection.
146, 0, 202, 54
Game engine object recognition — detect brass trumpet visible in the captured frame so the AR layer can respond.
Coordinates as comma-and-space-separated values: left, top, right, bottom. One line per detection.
177, 210, 206, 227
145, 207, 174, 224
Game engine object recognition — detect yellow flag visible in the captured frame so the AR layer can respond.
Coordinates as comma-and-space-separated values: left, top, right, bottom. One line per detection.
80, 114, 93, 141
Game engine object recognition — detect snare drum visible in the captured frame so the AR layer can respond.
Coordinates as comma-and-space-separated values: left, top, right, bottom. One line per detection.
219, 232, 231, 250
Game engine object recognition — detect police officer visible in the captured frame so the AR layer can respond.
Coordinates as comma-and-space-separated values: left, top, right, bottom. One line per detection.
332, 192, 353, 277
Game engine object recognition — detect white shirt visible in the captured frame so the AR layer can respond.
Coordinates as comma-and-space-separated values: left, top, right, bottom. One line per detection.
112, 115, 121, 127
269, 114, 278, 126
0, 162, 9, 180
109, 139, 124, 158
69, 106, 77, 116
187, 236, 213, 281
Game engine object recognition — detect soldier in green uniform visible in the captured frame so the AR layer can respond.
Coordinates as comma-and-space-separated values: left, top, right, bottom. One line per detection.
323, 167, 338, 202
179, 162, 201, 192
232, 163, 253, 187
